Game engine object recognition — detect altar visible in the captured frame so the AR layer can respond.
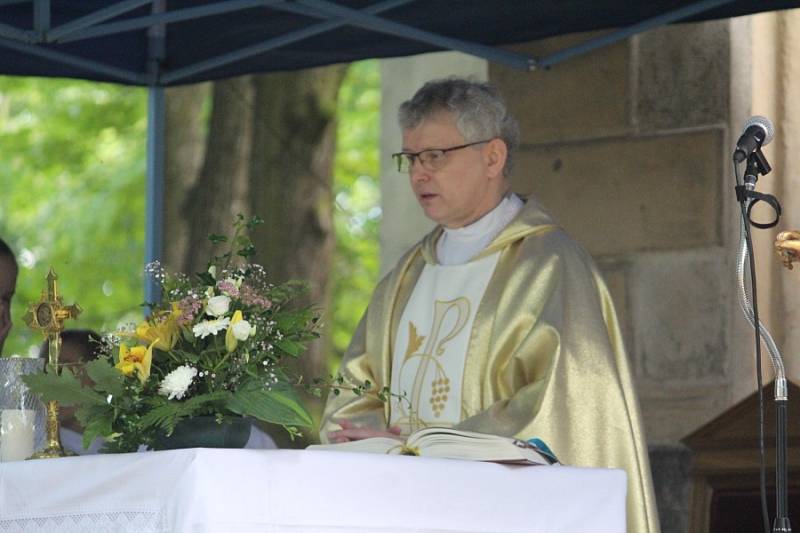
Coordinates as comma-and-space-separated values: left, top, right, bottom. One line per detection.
0, 448, 626, 532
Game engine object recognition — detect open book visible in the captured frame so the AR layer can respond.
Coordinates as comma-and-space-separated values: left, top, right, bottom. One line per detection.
308, 427, 559, 465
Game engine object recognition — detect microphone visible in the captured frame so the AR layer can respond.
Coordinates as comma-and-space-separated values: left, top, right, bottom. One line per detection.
734, 115, 775, 162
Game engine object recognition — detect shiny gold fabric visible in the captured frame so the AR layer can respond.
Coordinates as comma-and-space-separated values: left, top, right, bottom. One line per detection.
321, 197, 660, 533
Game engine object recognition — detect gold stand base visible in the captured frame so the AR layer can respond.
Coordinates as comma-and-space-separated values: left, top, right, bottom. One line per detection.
29, 445, 76, 460
27, 400, 74, 459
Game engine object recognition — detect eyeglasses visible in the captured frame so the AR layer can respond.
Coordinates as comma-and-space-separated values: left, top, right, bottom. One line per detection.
391, 140, 491, 173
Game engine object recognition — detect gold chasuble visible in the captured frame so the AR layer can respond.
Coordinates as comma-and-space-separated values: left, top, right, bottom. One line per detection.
321, 198, 660, 533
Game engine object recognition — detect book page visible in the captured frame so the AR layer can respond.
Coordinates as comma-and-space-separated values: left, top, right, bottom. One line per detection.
307, 437, 403, 455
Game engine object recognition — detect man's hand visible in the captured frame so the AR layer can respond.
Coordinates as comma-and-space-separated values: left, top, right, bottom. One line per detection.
327, 419, 403, 443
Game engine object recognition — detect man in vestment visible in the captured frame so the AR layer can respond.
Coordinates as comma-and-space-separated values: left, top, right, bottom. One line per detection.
320, 78, 660, 533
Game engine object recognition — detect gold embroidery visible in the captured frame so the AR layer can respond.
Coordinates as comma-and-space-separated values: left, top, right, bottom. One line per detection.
396, 298, 470, 430
404, 322, 426, 363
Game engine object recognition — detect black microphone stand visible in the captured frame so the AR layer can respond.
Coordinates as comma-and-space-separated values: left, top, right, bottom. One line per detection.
734, 147, 791, 533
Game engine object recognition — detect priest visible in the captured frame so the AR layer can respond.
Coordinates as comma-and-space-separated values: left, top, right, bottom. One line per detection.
320, 78, 660, 533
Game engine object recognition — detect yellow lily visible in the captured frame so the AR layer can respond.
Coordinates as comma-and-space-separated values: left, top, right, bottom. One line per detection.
225, 310, 244, 353
136, 303, 181, 350
115, 340, 156, 383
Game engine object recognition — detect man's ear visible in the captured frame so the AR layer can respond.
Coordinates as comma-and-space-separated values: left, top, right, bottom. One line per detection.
484, 138, 508, 180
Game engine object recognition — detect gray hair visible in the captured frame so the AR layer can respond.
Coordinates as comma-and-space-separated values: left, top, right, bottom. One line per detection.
398, 77, 519, 177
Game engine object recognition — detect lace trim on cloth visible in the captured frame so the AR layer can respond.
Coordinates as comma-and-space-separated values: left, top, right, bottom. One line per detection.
0, 510, 162, 533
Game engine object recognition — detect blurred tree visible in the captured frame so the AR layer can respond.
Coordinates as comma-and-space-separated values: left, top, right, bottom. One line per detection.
329, 61, 381, 366
0, 61, 381, 446
0, 77, 147, 357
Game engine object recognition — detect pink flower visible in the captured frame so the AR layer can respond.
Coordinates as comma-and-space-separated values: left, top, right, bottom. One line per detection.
177, 295, 202, 325
240, 284, 272, 309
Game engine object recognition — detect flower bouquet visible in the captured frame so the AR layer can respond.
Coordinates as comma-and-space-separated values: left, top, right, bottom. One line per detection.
24, 215, 319, 453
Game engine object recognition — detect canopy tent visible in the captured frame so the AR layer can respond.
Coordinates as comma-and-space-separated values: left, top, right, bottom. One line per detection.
2, 0, 800, 299
1, 0, 800, 86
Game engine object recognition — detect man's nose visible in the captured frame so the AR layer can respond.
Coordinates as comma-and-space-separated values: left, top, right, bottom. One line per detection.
409, 159, 430, 183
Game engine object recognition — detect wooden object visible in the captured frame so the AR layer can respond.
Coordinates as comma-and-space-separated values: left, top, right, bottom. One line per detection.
683, 380, 800, 532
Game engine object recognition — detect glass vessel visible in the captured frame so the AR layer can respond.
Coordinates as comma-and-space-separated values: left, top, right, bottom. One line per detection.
0, 357, 46, 461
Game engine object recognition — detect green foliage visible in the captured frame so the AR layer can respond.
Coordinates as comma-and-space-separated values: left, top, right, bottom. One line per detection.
227, 383, 313, 427
0, 76, 147, 357
331, 60, 382, 366
39, 218, 321, 452
22, 365, 107, 406
84, 358, 125, 396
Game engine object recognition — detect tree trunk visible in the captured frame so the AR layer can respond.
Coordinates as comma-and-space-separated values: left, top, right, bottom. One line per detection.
182, 75, 254, 275
168, 67, 347, 445
163, 83, 209, 272
249, 66, 347, 444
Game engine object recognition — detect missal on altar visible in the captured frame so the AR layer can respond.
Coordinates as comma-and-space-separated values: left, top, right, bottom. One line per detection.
308, 427, 559, 465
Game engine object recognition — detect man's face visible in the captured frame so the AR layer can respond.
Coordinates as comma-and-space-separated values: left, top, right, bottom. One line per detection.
402, 113, 505, 229
0, 257, 18, 353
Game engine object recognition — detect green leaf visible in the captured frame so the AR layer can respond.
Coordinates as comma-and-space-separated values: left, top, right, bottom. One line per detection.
195, 271, 216, 286
139, 392, 229, 431
226, 384, 312, 427
81, 413, 114, 449
85, 359, 124, 396
274, 338, 305, 357
22, 370, 106, 407
246, 215, 264, 229
138, 402, 181, 432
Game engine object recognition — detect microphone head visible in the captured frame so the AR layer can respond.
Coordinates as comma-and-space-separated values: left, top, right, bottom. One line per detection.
743, 115, 775, 146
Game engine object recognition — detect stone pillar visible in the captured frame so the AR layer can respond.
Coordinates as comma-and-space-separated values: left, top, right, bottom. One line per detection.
766, 10, 800, 381
378, 52, 487, 274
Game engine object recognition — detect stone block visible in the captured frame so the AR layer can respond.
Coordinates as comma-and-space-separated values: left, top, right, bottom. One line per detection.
490, 31, 631, 144
631, 249, 728, 383
636, 20, 730, 131
511, 129, 723, 256
638, 386, 729, 444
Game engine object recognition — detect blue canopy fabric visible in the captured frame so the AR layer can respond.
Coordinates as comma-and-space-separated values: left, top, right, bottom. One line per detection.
1, 0, 799, 87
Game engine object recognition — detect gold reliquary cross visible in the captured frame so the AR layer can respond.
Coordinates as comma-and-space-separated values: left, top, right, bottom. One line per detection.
23, 267, 82, 458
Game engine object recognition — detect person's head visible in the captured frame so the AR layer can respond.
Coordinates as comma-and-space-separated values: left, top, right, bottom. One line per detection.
0, 238, 19, 355
39, 328, 103, 368
395, 78, 519, 228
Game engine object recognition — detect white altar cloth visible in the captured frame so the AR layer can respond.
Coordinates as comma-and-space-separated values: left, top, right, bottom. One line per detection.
0, 448, 626, 532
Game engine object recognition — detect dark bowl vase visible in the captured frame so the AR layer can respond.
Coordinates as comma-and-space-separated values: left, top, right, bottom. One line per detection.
152, 416, 251, 450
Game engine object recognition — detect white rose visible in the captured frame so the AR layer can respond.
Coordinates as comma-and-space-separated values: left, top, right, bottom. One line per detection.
232, 319, 254, 341
205, 295, 230, 317
208, 265, 217, 279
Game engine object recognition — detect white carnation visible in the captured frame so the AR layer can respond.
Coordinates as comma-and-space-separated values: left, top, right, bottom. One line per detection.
232, 319, 254, 341
192, 317, 231, 338
205, 295, 230, 317
159, 365, 197, 400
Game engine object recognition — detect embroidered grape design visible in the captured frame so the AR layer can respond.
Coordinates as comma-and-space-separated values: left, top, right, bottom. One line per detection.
429, 376, 451, 417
